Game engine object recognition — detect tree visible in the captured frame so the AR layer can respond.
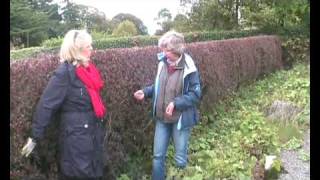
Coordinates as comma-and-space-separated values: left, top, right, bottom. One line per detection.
112, 20, 139, 37
28, 0, 64, 38
10, 0, 52, 47
186, 0, 239, 31
240, 0, 310, 30
172, 14, 190, 33
180, 0, 310, 32
154, 8, 174, 35
111, 13, 148, 35
59, 2, 85, 30
82, 7, 112, 33
10, 0, 114, 48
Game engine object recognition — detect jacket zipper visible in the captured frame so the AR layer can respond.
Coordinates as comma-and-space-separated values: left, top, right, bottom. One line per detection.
162, 70, 169, 120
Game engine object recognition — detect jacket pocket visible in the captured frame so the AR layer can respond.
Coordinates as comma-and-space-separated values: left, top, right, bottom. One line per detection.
62, 125, 94, 167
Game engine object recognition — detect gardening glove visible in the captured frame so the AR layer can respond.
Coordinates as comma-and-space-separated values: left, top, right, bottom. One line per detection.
21, 137, 37, 157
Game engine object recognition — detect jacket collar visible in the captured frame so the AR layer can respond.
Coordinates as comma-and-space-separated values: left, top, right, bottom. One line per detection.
183, 53, 197, 78
158, 53, 197, 78
65, 62, 76, 82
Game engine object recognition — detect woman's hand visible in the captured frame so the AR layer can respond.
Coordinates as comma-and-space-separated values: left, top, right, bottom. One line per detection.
134, 90, 145, 101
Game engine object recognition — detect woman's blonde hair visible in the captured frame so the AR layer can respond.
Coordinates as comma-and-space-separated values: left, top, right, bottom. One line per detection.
59, 29, 92, 65
158, 30, 185, 55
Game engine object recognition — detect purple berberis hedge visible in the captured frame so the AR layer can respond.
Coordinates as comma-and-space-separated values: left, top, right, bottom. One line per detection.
186, 35, 283, 111
10, 35, 283, 179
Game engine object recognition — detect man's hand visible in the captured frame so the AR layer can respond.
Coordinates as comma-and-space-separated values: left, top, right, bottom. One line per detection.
21, 137, 36, 157
134, 90, 145, 101
165, 102, 175, 117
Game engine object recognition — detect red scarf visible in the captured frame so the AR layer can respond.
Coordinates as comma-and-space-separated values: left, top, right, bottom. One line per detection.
75, 62, 106, 119
167, 65, 176, 74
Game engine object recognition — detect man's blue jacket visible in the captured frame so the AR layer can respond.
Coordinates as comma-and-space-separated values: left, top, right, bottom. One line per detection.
143, 53, 202, 130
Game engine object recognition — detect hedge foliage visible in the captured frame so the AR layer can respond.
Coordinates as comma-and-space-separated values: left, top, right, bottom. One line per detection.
281, 36, 309, 66
39, 29, 263, 50
10, 35, 283, 179
11, 27, 305, 61
10, 47, 58, 60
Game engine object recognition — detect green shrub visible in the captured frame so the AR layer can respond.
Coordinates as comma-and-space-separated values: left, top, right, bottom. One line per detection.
112, 20, 139, 37
93, 35, 159, 49
40, 29, 268, 50
281, 37, 309, 66
10, 47, 45, 60
278, 124, 302, 144
12, 26, 307, 61
41, 37, 63, 48
10, 47, 58, 61
183, 29, 265, 42
91, 30, 115, 40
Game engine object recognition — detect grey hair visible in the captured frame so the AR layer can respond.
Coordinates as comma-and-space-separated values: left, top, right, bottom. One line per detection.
59, 29, 92, 65
158, 30, 185, 55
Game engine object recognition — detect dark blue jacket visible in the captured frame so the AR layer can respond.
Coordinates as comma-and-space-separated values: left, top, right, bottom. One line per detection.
143, 53, 201, 130
32, 62, 105, 178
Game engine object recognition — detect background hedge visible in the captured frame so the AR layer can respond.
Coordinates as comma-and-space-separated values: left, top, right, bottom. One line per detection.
11, 27, 306, 61
10, 35, 283, 179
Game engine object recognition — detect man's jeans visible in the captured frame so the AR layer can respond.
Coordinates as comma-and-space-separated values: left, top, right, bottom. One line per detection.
152, 120, 191, 180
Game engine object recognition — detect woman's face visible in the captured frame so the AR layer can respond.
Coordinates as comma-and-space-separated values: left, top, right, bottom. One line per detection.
81, 42, 93, 60
162, 48, 180, 61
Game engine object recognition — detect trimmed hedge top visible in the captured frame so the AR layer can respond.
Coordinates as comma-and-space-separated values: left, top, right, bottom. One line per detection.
11, 26, 307, 61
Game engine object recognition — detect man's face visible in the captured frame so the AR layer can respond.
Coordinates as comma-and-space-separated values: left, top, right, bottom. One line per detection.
162, 48, 180, 61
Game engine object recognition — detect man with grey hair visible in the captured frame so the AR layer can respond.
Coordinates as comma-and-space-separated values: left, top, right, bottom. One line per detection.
134, 30, 202, 180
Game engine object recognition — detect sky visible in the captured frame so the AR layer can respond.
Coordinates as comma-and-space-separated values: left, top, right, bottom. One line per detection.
59, 0, 191, 35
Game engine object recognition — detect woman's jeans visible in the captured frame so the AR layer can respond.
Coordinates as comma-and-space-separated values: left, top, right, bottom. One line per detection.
152, 120, 191, 180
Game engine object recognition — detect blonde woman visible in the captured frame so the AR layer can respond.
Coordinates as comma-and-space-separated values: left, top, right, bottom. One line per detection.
134, 30, 202, 180
21, 29, 107, 180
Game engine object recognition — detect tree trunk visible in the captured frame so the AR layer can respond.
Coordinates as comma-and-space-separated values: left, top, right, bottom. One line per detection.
27, 32, 29, 48
235, 0, 240, 26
